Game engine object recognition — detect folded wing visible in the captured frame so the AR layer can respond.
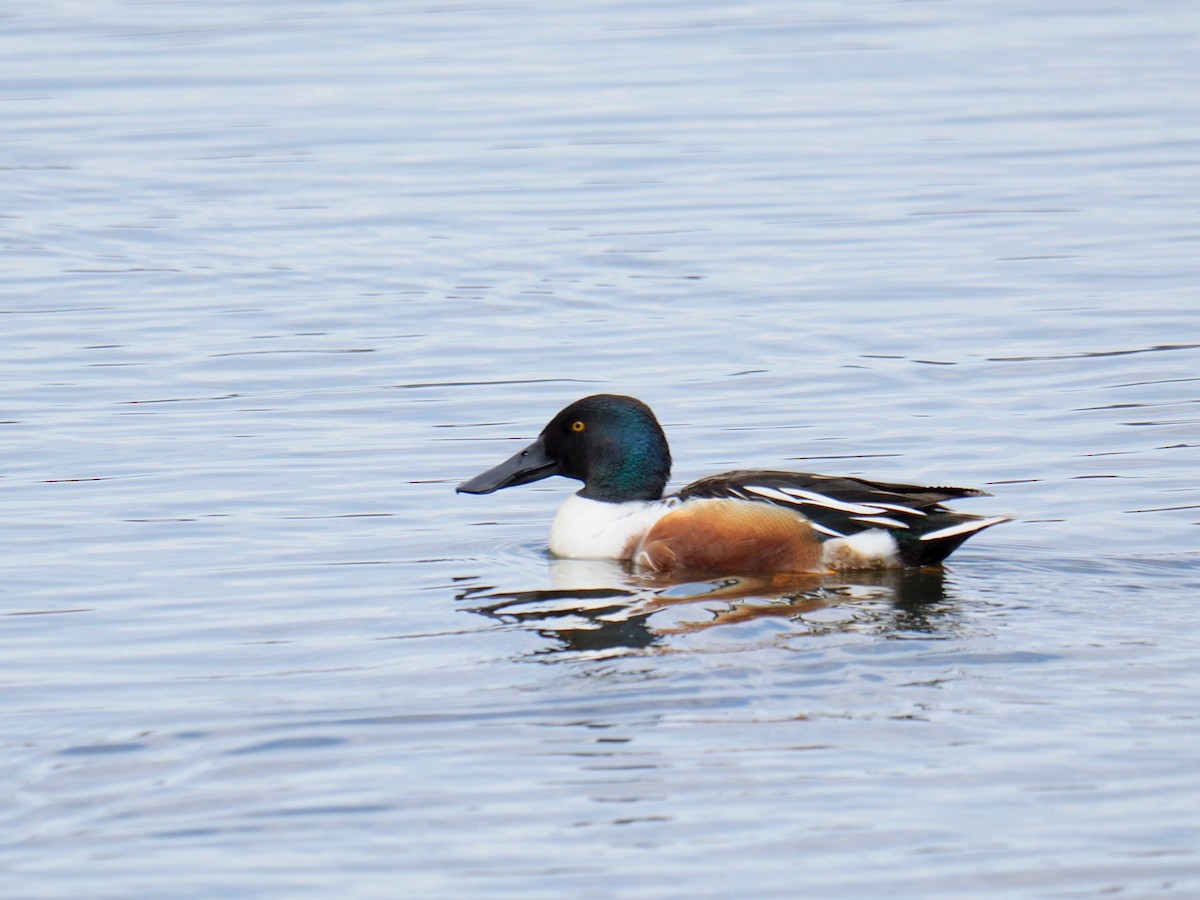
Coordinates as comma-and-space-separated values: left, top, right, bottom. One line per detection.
677, 470, 1008, 566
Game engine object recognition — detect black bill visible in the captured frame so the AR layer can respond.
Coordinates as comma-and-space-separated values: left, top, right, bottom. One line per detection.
456, 438, 559, 494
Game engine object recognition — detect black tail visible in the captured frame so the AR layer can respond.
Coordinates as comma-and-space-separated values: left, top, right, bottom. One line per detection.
896, 514, 1011, 566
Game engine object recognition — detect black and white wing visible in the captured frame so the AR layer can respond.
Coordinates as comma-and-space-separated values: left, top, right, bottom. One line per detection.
677, 470, 1008, 566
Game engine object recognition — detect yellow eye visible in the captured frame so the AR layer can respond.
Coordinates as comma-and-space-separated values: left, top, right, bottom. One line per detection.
571, 420, 586, 433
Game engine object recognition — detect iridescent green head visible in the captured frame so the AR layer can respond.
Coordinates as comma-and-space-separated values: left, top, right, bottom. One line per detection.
457, 394, 672, 502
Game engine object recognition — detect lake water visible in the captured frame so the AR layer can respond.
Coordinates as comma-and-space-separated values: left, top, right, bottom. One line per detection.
3, 1, 1199, 896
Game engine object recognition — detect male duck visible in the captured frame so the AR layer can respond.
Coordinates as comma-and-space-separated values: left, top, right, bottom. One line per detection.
458, 394, 1009, 574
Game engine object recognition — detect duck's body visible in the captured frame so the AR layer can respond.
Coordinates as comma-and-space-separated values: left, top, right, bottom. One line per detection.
458, 394, 1009, 575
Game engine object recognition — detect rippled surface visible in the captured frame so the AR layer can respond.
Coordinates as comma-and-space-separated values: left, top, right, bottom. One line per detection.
3, 1, 1199, 896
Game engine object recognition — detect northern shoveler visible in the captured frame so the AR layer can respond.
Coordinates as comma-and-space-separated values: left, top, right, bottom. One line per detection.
457, 394, 1009, 574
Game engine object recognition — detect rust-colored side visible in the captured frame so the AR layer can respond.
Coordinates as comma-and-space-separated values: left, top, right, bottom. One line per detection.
631, 499, 825, 575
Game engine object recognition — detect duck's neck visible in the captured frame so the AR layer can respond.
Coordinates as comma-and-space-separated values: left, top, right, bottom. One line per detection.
579, 439, 670, 503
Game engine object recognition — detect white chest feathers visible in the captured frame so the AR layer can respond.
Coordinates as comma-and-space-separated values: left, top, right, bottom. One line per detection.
548, 494, 676, 560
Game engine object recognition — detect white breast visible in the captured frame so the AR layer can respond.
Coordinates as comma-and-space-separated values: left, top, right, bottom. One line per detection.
548, 494, 677, 560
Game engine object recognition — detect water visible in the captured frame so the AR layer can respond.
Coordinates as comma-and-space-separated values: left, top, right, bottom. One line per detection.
3, 1, 1199, 896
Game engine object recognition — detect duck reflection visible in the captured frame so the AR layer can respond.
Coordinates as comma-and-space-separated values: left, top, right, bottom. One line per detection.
458, 558, 953, 656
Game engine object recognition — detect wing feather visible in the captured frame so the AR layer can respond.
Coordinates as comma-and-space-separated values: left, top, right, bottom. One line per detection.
676, 469, 1006, 564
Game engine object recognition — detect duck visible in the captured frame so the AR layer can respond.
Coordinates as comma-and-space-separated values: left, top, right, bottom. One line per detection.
457, 394, 1009, 575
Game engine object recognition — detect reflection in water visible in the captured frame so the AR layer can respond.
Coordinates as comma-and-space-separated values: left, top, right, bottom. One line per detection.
458, 563, 951, 657
460, 584, 660, 654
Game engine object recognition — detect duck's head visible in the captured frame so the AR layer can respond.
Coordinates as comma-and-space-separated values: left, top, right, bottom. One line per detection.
457, 394, 672, 502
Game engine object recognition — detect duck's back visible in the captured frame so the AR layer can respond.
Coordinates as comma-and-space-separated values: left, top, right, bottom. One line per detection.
675, 469, 1009, 568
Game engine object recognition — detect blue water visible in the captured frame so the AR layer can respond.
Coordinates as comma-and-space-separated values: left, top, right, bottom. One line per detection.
3, 2, 1199, 896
